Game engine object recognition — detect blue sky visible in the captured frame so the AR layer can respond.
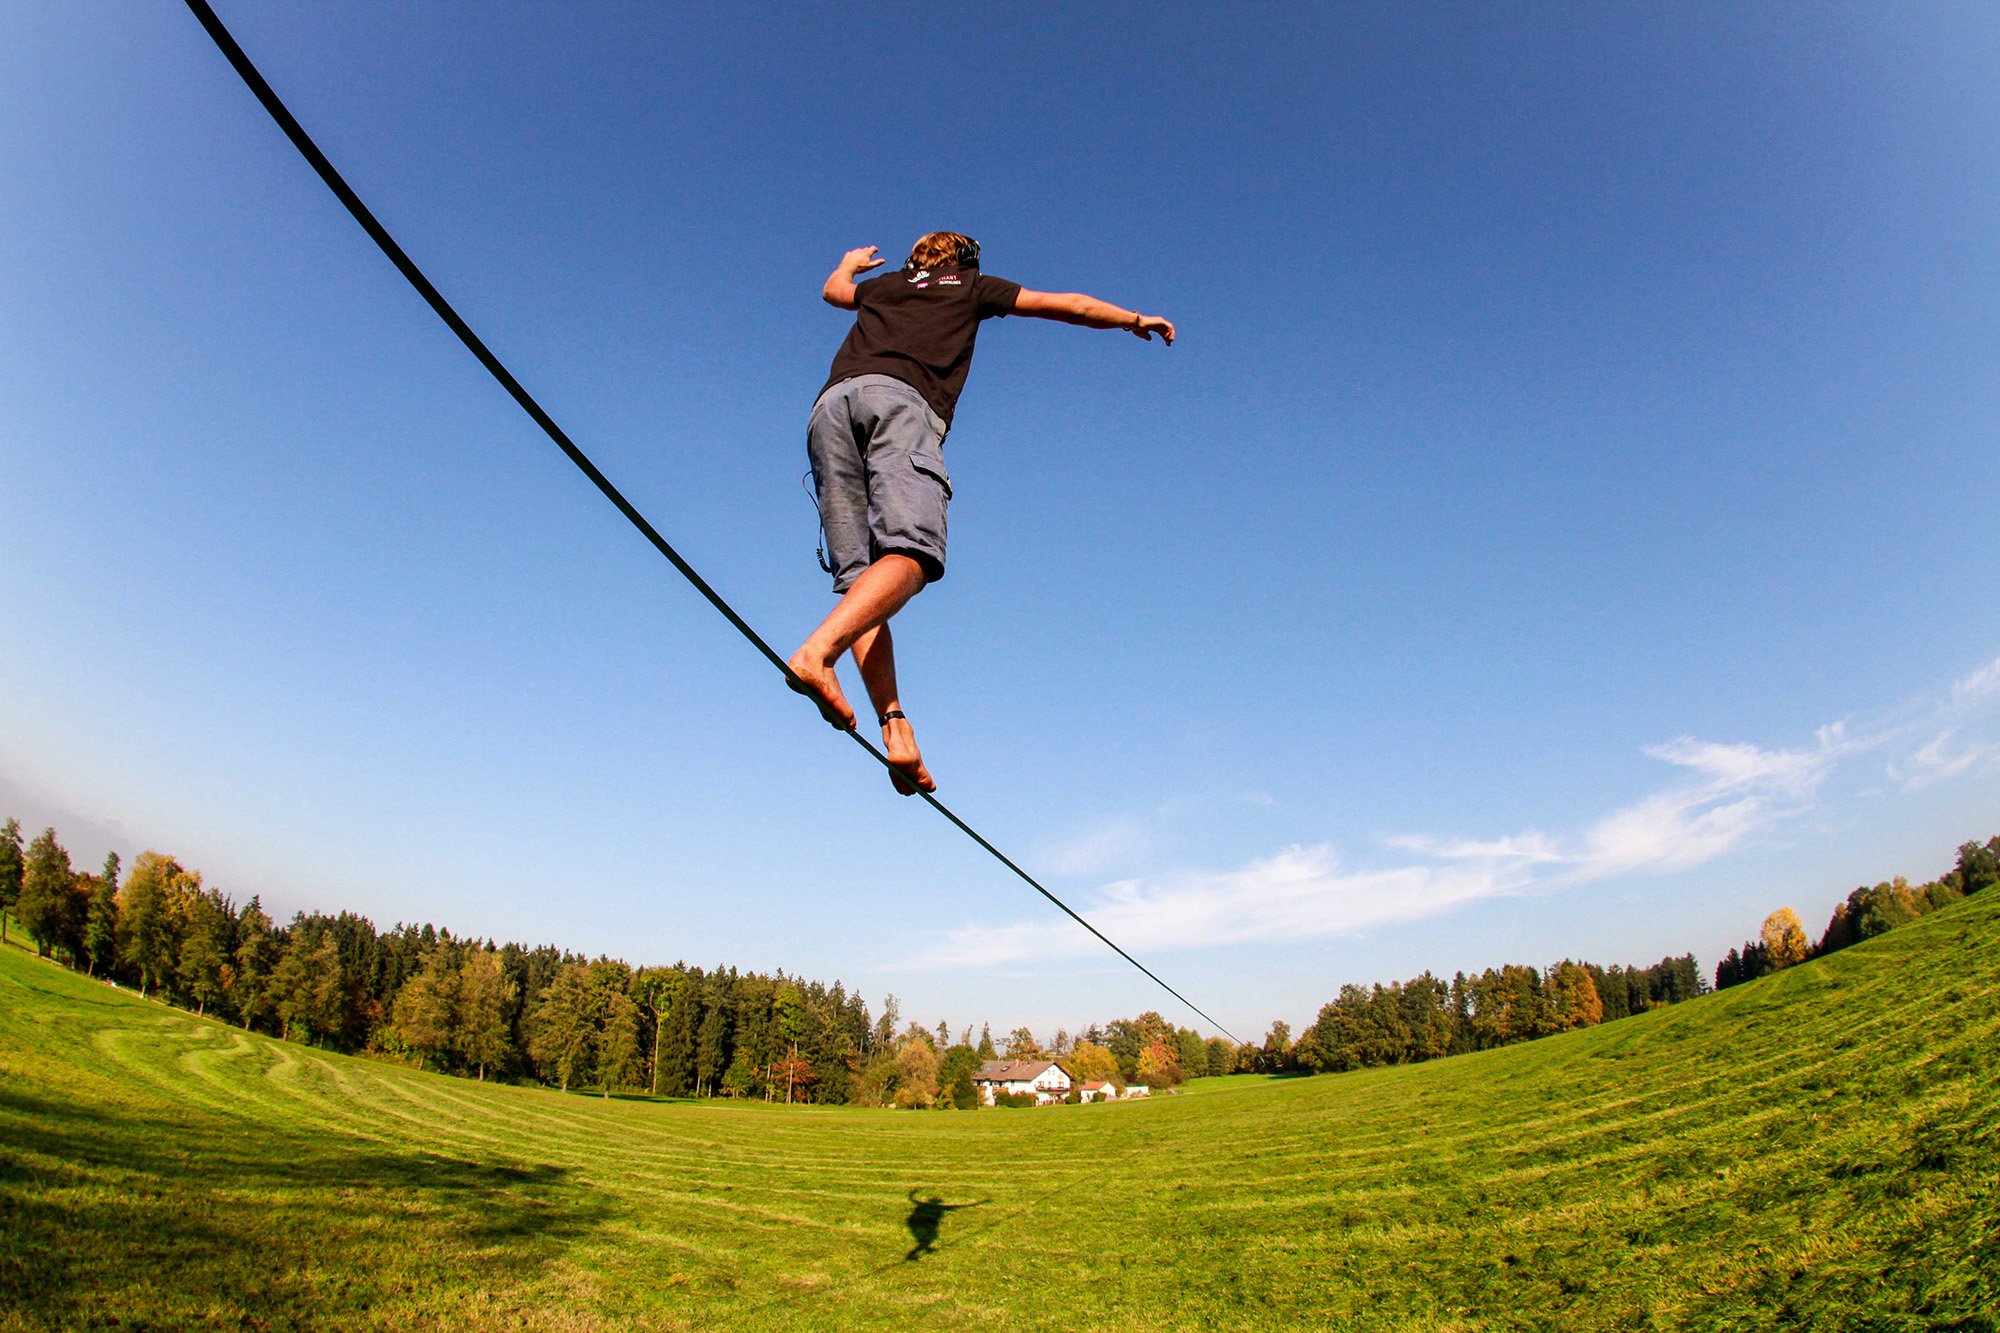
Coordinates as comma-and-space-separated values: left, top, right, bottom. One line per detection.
4, 2, 1999, 1041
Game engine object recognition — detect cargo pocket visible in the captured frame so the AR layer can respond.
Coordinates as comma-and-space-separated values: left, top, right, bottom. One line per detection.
910, 448, 952, 500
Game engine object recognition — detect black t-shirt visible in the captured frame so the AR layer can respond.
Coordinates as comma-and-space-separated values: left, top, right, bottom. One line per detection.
822, 267, 1022, 425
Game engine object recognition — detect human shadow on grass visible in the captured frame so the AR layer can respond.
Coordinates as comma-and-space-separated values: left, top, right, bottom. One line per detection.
902, 1187, 990, 1260
0, 1082, 609, 1321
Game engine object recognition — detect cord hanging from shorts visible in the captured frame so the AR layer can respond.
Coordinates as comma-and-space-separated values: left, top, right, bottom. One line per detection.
801, 470, 834, 575
181, 0, 1242, 1046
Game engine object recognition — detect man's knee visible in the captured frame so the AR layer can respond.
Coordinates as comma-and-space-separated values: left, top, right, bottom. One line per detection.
874, 550, 939, 587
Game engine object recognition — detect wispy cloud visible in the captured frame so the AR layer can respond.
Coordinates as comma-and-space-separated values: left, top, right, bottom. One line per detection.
1952, 656, 2000, 706
1563, 732, 1842, 881
1889, 731, 2000, 790
924, 654, 2000, 968
930, 844, 1536, 967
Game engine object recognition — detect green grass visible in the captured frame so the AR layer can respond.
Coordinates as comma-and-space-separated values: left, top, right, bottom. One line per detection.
3, 895, 1997, 1332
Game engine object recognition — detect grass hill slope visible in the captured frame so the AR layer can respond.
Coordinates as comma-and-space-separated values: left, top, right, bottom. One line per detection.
3, 893, 1997, 1332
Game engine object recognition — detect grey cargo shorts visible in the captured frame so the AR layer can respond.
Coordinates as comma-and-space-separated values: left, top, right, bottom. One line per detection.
807, 374, 952, 593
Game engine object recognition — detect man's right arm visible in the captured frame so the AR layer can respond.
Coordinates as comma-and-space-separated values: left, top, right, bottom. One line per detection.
1013, 289, 1175, 345
823, 246, 887, 309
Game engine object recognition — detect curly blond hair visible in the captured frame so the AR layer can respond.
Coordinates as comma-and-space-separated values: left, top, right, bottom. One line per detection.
906, 232, 976, 271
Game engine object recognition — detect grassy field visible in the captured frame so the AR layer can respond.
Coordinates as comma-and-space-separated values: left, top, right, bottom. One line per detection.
2, 895, 1996, 1332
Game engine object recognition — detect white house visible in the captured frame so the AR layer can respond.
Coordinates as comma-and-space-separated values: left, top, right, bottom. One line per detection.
973, 1059, 1073, 1106
1077, 1080, 1117, 1103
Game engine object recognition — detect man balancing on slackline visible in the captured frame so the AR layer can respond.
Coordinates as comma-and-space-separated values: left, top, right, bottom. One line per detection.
788, 231, 1174, 795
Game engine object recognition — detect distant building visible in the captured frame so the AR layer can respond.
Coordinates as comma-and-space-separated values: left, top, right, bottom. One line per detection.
1077, 1080, 1117, 1102
1122, 1084, 1150, 1098
973, 1059, 1073, 1106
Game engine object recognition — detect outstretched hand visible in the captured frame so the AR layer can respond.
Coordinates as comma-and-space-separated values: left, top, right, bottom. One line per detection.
844, 246, 887, 274
1130, 314, 1175, 345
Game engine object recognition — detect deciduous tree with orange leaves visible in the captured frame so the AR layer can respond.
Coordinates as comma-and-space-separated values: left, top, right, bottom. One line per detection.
1760, 908, 1811, 970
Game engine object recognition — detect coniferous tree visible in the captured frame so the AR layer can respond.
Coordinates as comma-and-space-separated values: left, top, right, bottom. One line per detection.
0, 818, 22, 942
694, 977, 731, 1097
976, 1023, 996, 1059
654, 970, 700, 1097
1175, 1026, 1206, 1077
233, 898, 279, 1031
177, 891, 235, 1017
17, 828, 77, 961
81, 854, 120, 977
527, 963, 597, 1092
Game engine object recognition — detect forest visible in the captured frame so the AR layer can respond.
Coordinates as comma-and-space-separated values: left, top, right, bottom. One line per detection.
3, 817, 1989, 1104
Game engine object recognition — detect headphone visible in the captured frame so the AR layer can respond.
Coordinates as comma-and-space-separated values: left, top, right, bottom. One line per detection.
905, 235, 982, 272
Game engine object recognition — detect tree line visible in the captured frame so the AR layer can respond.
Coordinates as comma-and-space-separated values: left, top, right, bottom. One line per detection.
1252, 953, 1705, 1077
0, 821, 874, 1102
1714, 835, 1998, 990
7, 817, 1984, 1103
0, 819, 1217, 1105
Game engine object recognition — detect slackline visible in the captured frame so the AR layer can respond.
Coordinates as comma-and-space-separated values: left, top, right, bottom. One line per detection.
184, 0, 1241, 1047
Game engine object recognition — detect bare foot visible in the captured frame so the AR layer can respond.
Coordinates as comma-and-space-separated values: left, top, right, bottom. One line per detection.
785, 646, 856, 730
881, 713, 936, 796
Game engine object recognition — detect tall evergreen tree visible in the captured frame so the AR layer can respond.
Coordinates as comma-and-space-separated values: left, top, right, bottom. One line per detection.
82, 873, 119, 977
695, 978, 731, 1097
232, 898, 280, 1031
176, 891, 235, 1017
655, 970, 700, 1097
0, 818, 22, 943
17, 828, 76, 960
526, 963, 596, 1092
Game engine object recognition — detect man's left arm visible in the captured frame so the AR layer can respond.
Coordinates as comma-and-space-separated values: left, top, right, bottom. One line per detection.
1012, 289, 1175, 344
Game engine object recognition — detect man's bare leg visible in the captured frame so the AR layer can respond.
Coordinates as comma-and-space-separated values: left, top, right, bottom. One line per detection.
786, 554, 928, 731
852, 621, 936, 795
